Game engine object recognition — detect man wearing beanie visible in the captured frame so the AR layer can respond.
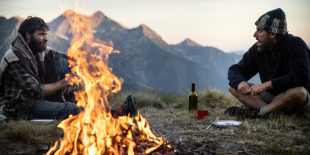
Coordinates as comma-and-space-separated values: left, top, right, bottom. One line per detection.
225, 8, 310, 118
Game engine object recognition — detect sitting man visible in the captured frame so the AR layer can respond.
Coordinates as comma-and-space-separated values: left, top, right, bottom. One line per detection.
226, 8, 310, 118
0, 16, 136, 120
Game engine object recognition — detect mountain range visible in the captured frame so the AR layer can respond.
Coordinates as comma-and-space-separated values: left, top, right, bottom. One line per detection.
0, 11, 266, 94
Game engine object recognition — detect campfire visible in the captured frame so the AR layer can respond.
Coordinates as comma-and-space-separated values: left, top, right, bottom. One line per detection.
46, 10, 171, 155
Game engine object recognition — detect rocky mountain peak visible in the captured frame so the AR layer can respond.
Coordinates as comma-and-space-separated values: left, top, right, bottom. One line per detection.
92, 10, 105, 17
62, 10, 76, 16
14, 16, 24, 21
139, 24, 151, 31
138, 24, 162, 39
90, 11, 107, 28
178, 38, 202, 47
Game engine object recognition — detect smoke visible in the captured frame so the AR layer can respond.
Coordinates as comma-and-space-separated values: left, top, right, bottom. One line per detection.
58, 0, 91, 15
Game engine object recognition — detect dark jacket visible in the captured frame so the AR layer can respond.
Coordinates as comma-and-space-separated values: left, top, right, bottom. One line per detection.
228, 33, 310, 96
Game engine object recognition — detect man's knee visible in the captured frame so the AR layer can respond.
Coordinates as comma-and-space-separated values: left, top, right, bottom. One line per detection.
228, 85, 248, 104
56, 58, 69, 67
283, 87, 307, 102
228, 85, 238, 96
56, 58, 71, 79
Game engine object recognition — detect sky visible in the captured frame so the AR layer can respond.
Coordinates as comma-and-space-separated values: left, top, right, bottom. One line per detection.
0, 0, 309, 52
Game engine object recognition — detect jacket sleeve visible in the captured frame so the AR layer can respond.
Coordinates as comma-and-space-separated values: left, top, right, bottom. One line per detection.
271, 40, 310, 90
228, 44, 259, 89
51, 50, 70, 61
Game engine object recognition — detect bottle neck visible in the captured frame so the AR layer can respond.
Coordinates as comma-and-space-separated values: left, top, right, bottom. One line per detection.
191, 84, 195, 92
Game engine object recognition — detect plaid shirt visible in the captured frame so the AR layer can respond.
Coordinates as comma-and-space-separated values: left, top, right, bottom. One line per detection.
1, 50, 68, 112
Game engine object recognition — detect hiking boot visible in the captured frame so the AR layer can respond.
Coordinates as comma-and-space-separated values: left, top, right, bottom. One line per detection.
240, 104, 255, 110
224, 106, 264, 119
120, 95, 137, 117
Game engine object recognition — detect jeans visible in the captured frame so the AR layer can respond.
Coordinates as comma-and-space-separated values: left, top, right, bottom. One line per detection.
15, 99, 80, 120
15, 58, 80, 120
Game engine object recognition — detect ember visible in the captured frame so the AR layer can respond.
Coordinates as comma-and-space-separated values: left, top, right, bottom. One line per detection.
45, 10, 171, 155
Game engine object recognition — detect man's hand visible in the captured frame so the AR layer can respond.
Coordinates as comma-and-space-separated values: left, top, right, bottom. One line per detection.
43, 73, 78, 96
63, 85, 76, 95
65, 73, 75, 83
238, 81, 251, 95
247, 81, 273, 96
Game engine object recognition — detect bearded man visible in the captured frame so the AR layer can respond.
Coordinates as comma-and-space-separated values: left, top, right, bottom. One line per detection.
225, 8, 310, 118
0, 16, 136, 120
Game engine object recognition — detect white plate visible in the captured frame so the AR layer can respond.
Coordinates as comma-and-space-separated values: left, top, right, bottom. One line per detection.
30, 119, 55, 124
213, 120, 241, 128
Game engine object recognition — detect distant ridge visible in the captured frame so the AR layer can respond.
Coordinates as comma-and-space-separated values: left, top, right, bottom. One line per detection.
229, 50, 245, 55
178, 38, 202, 47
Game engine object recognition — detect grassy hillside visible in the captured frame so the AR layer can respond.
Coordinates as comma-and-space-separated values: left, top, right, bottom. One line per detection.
1, 89, 310, 154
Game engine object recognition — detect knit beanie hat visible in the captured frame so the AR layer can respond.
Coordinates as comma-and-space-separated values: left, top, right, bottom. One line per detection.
255, 8, 287, 34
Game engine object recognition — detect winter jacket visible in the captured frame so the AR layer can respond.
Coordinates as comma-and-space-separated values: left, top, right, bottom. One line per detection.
228, 33, 310, 96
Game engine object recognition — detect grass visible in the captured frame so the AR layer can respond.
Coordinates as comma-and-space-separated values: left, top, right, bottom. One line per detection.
1, 88, 310, 154
263, 143, 297, 155
111, 89, 310, 153
0, 119, 63, 154
3, 120, 63, 144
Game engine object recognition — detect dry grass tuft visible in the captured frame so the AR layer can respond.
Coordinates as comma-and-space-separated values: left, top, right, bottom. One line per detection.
110, 90, 169, 109
3, 120, 62, 144
263, 143, 298, 155
199, 88, 240, 110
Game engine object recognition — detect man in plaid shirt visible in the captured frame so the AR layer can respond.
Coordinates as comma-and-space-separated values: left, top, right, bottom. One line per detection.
2, 50, 75, 118
0, 16, 137, 120
0, 16, 79, 119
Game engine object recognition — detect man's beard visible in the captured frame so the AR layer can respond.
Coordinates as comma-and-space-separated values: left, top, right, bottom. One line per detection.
256, 37, 273, 52
29, 35, 47, 55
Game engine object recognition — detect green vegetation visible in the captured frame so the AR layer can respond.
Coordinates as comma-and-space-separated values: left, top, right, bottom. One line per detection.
0, 88, 310, 154
3, 120, 62, 144
110, 88, 239, 110
263, 143, 299, 155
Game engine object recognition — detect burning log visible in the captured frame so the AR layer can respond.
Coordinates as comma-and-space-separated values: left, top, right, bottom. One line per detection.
35, 123, 172, 155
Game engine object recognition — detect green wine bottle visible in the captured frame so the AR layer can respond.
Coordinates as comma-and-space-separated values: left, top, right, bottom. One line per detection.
189, 83, 198, 113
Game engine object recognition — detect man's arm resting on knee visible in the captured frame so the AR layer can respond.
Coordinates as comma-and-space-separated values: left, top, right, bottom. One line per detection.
42, 78, 69, 96
42, 73, 75, 96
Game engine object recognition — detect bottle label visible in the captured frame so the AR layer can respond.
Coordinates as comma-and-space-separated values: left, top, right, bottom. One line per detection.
189, 96, 198, 111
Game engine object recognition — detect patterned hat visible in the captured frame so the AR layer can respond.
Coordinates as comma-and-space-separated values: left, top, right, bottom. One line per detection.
255, 8, 287, 34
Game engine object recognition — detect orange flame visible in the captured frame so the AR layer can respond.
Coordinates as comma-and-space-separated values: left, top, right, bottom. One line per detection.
47, 10, 163, 155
